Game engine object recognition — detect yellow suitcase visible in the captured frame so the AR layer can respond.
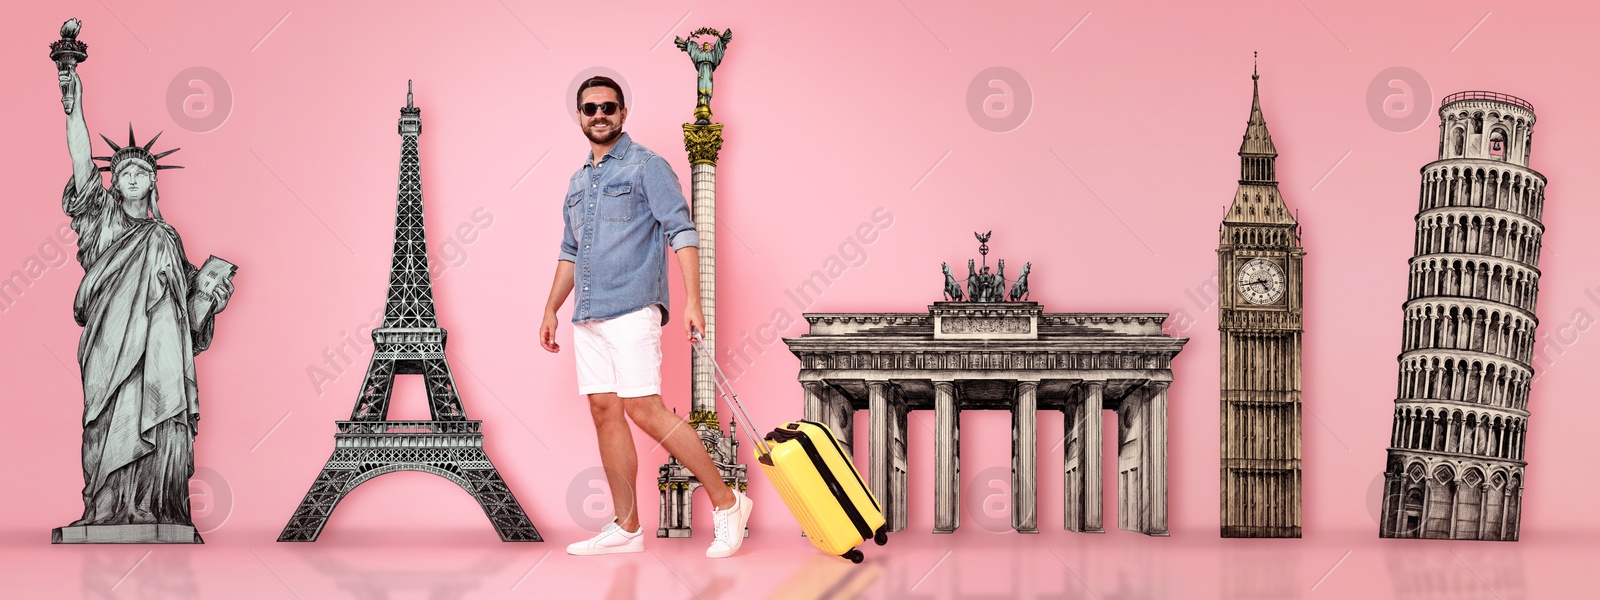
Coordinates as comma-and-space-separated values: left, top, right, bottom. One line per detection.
759, 421, 888, 563
692, 335, 889, 563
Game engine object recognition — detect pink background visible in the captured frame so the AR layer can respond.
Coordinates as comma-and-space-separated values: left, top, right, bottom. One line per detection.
3, 1, 1599, 598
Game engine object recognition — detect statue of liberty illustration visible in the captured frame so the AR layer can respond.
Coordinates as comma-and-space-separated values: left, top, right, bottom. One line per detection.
50, 18, 236, 544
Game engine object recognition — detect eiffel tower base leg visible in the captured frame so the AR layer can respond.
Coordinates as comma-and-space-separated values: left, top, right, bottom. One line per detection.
279, 439, 542, 543
278, 461, 354, 542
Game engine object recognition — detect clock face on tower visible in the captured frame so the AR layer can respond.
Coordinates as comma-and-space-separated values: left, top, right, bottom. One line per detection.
1236, 258, 1286, 305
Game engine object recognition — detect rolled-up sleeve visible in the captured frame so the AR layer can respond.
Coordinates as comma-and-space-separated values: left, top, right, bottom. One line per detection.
642, 155, 699, 251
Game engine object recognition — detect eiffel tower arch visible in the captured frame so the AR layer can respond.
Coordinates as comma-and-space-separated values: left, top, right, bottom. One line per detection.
278, 82, 541, 543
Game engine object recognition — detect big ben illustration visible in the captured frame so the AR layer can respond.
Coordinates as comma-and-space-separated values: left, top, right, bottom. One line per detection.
1218, 60, 1304, 538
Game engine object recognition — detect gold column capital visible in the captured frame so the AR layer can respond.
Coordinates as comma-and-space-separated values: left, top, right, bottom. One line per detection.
683, 123, 724, 166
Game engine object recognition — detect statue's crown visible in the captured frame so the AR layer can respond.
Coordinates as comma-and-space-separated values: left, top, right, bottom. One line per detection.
92, 125, 182, 174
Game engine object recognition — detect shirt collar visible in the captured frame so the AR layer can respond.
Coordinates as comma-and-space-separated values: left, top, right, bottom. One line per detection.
586, 132, 633, 167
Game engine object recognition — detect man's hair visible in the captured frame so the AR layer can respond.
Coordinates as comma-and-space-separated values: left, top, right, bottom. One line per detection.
576, 76, 625, 109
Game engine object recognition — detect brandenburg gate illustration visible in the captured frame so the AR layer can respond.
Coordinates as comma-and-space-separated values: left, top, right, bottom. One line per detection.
783, 234, 1187, 535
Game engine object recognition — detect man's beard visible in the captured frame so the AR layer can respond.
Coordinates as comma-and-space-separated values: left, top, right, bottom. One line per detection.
584, 123, 622, 145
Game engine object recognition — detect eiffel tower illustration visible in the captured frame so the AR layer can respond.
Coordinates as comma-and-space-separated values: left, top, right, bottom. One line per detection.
278, 82, 541, 543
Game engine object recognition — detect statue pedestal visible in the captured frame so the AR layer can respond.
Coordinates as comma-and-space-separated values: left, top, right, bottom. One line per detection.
52, 524, 203, 544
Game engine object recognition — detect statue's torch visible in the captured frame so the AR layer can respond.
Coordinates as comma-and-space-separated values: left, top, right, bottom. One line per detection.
50, 18, 87, 114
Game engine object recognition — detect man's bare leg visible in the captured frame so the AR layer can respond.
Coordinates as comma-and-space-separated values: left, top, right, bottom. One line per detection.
621, 394, 737, 510
589, 392, 642, 532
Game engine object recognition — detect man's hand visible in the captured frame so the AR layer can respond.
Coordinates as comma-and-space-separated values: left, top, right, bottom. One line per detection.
542, 261, 575, 353
673, 247, 704, 343
684, 302, 706, 344
540, 311, 561, 352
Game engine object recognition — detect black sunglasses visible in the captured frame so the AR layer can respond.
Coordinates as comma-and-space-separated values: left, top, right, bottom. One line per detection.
580, 102, 621, 117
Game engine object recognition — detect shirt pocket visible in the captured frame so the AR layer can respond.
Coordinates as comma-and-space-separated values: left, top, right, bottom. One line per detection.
600, 182, 635, 222
565, 189, 585, 239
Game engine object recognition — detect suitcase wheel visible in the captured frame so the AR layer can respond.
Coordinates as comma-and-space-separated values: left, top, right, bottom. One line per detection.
842, 548, 864, 564
874, 527, 888, 546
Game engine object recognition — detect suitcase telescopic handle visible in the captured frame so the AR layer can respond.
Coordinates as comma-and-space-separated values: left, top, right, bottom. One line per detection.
690, 330, 773, 456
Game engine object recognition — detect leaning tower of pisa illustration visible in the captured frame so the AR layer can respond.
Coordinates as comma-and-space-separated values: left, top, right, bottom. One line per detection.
1378, 91, 1546, 541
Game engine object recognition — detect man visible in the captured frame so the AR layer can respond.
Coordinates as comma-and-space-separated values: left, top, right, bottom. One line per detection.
540, 76, 751, 558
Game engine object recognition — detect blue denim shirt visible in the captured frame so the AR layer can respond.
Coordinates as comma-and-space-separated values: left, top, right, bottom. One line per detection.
559, 133, 699, 324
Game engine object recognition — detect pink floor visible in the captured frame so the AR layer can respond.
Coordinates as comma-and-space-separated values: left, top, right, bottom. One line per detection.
3, 526, 1592, 599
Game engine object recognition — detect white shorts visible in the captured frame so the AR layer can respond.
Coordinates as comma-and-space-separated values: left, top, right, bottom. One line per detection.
573, 305, 664, 398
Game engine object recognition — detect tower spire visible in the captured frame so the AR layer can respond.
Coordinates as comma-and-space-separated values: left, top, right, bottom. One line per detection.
1241, 54, 1276, 158
387, 81, 434, 328
1225, 57, 1296, 226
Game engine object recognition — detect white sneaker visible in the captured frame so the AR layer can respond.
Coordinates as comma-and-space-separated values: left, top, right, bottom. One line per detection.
567, 520, 644, 556
706, 490, 753, 558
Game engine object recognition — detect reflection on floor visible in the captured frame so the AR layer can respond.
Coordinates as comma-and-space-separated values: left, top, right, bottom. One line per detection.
2, 527, 1576, 599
